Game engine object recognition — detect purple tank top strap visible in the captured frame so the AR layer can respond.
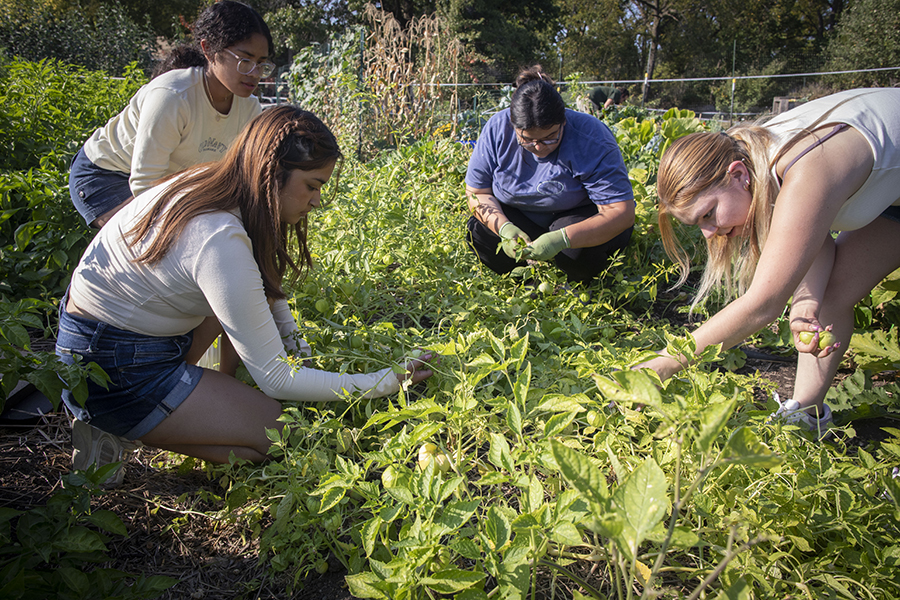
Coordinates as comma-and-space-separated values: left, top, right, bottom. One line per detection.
780, 123, 849, 182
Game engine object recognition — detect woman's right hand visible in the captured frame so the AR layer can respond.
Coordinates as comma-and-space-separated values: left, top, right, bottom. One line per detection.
398, 351, 439, 385
498, 222, 531, 259
791, 317, 839, 357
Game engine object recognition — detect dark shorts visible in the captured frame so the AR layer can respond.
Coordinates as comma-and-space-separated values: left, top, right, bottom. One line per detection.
55, 295, 203, 440
880, 204, 900, 224
68, 147, 133, 226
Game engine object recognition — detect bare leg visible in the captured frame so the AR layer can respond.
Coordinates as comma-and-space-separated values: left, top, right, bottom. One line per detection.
792, 217, 900, 411
92, 197, 133, 228
138, 369, 284, 463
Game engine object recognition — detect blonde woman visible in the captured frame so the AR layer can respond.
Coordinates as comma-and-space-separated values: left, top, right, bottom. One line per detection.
639, 88, 900, 437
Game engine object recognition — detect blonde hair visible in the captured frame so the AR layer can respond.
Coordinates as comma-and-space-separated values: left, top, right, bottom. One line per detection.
657, 125, 779, 310
658, 92, 869, 312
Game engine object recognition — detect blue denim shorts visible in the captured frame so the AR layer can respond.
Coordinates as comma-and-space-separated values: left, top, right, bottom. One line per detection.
55, 297, 203, 440
68, 147, 133, 226
881, 204, 900, 224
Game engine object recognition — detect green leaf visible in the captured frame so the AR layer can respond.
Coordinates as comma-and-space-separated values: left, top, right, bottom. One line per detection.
86, 509, 127, 536
437, 500, 480, 532
543, 411, 576, 438
550, 521, 584, 546
713, 576, 751, 600
506, 402, 523, 438
421, 568, 485, 594
592, 369, 662, 410
513, 362, 531, 409
724, 427, 782, 468
696, 394, 737, 453
361, 516, 382, 557
484, 506, 511, 551
345, 572, 390, 599
611, 458, 668, 561
489, 433, 516, 474
550, 440, 608, 505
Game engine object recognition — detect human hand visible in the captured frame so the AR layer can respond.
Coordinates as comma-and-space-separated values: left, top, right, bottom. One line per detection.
521, 229, 569, 262
498, 222, 531, 259
397, 351, 440, 385
791, 318, 840, 357
632, 351, 684, 381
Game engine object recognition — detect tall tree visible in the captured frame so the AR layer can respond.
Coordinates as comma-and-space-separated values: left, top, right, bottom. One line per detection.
554, 0, 641, 81
629, 0, 682, 102
826, 0, 900, 86
438, 0, 560, 81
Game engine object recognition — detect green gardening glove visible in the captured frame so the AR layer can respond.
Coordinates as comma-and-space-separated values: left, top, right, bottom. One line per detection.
521, 229, 570, 261
498, 222, 532, 259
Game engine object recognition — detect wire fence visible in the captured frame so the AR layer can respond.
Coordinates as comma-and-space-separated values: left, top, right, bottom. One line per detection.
259, 64, 899, 126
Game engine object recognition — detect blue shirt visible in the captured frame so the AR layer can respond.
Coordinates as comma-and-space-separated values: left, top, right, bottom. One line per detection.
465, 108, 633, 227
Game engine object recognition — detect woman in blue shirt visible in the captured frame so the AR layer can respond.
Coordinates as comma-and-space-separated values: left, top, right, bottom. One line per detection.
465, 66, 635, 283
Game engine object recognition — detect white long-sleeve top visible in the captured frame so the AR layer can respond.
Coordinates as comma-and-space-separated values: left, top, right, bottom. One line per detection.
83, 67, 261, 197
68, 178, 399, 402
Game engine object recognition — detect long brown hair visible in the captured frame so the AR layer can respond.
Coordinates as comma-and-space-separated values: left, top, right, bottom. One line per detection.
126, 106, 342, 300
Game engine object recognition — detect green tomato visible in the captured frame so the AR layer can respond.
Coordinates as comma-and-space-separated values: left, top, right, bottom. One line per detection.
350, 335, 364, 349
586, 410, 603, 428
315, 559, 329, 574
538, 282, 553, 295
381, 465, 398, 489
798, 330, 836, 349
314, 298, 330, 314
336, 429, 353, 453
417, 442, 450, 473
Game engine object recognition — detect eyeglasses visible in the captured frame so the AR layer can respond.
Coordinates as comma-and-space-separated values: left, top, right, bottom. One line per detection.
516, 123, 564, 148
222, 48, 276, 78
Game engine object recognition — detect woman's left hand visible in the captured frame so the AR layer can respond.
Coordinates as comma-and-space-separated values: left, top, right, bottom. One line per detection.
521, 229, 569, 261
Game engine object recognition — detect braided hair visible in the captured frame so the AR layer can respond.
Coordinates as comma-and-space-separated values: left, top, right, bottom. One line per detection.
128, 106, 342, 299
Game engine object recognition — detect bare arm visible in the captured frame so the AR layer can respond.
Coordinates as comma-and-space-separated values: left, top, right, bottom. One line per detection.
640, 126, 873, 380
466, 185, 509, 235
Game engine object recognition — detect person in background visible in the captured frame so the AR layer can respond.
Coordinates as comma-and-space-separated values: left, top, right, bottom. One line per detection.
589, 85, 630, 111
69, 0, 274, 228
56, 106, 437, 483
637, 88, 900, 438
465, 65, 635, 285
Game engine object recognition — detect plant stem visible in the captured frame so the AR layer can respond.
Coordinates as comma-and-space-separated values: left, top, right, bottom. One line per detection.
538, 559, 605, 599
686, 532, 767, 600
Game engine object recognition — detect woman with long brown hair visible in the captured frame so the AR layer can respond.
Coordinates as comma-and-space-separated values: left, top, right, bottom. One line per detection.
56, 106, 436, 481
639, 87, 900, 438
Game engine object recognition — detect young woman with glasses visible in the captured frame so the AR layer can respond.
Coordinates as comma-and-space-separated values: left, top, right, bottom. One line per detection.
69, 0, 276, 229
465, 65, 635, 284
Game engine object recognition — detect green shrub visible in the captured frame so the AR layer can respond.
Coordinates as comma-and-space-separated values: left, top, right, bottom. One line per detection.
0, 0, 155, 75
0, 56, 146, 172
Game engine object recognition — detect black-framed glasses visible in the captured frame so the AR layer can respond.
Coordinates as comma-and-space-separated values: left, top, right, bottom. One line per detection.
516, 123, 564, 148
222, 48, 276, 78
